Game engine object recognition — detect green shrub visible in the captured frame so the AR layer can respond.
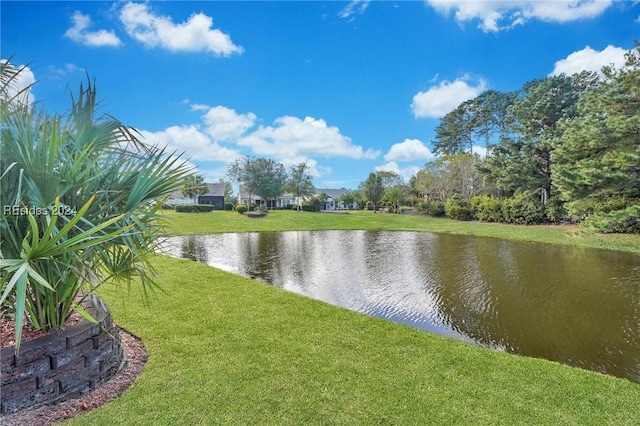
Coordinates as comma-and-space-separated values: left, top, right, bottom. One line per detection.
501, 192, 545, 225
175, 204, 216, 213
444, 196, 473, 221
425, 201, 445, 217
235, 204, 248, 214
544, 197, 568, 224
399, 206, 415, 214
566, 196, 634, 222
581, 205, 640, 234
224, 203, 234, 211
470, 195, 502, 222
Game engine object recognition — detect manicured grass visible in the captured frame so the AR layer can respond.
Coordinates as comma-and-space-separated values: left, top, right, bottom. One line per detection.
162, 209, 640, 254
63, 209, 639, 425
66, 255, 640, 425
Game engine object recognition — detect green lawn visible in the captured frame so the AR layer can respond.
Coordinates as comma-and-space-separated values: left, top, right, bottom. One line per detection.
64, 210, 640, 425
162, 209, 640, 253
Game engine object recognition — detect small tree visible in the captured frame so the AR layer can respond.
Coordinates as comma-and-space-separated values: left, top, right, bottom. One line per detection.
218, 178, 235, 204
286, 162, 315, 211
227, 156, 287, 209
362, 172, 385, 212
340, 190, 356, 210
252, 158, 287, 209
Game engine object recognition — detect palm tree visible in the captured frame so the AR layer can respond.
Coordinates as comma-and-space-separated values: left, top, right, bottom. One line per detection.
0, 64, 193, 351
383, 186, 407, 213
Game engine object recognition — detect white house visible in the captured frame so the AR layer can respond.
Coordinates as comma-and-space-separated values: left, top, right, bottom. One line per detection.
315, 188, 356, 210
237, 185, 294, 209
166, 191, 194, 206
236, 186, 356, 210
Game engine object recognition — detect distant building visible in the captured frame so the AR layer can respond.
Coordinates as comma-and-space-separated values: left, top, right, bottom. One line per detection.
235, 186, 356, 210
315, 188, 350, 210
167, 183, 226, 209
197, 183, 226, 209
237, 185, 294, 209
166, 191, 194, 206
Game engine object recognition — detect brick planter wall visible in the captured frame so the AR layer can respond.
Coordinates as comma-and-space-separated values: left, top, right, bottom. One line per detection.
0, 296, 124, 414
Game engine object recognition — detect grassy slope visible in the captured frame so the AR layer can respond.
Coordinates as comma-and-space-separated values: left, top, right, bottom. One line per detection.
162, 210, 640, 253
65, 210, 640, 425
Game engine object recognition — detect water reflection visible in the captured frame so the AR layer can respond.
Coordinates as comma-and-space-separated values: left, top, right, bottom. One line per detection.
164, 231, 640, 383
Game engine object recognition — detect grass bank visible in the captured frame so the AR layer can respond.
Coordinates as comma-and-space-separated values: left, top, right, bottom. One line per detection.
67, 255, 640, 425
64, 209, 639, 424
162, 209, 640, 254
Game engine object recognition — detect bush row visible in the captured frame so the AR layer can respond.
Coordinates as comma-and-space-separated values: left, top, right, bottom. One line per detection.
435, 193, 639, 233
440, 193, 568, 225
174, 204, 216, 213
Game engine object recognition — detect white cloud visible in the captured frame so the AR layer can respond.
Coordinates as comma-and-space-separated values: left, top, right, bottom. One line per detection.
375, 162, 420, 182
339, 0, 371, 20
139, 106, 378, 183
411, 76, 487, 118
0, 60, 35, 105
279, 157, 324, 178
200, 105, 257, 141
472, 145, 487, 157
237, 116, 380, 160
139, 125, 240, 162
550, 45, 628, 76
119, 2, 243, 56
190, 103, 210, 111
427, 0, 612, 32
48, 63, 81, 78
385, 138, 435, 162
199, 165, 231, 184
64, 11, 122, 47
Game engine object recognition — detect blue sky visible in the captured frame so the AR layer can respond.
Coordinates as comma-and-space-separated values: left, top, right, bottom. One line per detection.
2, 1, 638, 189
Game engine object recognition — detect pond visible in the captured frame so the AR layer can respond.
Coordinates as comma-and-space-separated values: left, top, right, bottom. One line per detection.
163, 231, 640, 383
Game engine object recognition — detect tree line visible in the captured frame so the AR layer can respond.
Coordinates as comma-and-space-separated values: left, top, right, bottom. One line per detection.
183, 43, 637, 232
408, 42, 639, 233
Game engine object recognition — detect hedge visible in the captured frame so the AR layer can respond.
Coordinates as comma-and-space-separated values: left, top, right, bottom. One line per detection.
175, 204, 216, 213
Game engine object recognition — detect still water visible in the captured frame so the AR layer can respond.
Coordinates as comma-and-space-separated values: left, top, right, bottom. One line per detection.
163, 231, 640, 383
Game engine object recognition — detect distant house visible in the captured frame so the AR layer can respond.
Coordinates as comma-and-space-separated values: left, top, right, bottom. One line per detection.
197, 183, 226, 210
235, 186, 356, 210
315, 188, 356, 210
166, 183, 225, 210
274, 193, 294, 209
237, 185, 260, 206
166, 191, 194, 206
237, 185, 294, 209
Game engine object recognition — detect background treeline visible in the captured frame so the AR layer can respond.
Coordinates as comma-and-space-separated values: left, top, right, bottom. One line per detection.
404, 42, 639, 233
181, 43, 638, 233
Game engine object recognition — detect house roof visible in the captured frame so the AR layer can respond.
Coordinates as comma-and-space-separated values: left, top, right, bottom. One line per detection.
315, 188, 349, 200
235, 186, 350, 201
203, 183, 225, 197
168, 183, 225, 200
